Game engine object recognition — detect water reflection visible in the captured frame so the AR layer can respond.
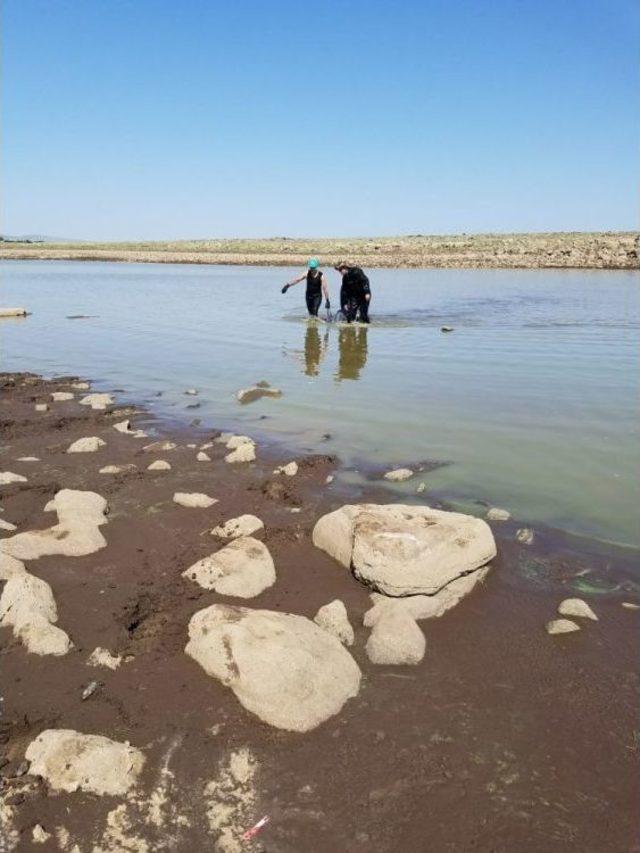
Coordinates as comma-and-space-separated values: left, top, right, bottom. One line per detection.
303, 323, 329, 376
335, 324, 369, 381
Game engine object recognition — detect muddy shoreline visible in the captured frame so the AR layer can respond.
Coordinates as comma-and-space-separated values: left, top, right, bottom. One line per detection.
1, 372, 638, 851
1, 231, 637, 270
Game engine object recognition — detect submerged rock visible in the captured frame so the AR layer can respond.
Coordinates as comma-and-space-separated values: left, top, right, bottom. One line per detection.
79, 393, 114, 411
516, 527, 534, 544
366, 607, 426, 665
383, 468, 414, 482
185, 604, 361, 732
183, 537, 275, 598
25, 730, 144, 796
546, 618, 581, 635
185, 388, 199, 396
210, 514, 264, 539
173, 492, 218, 508
312, 503, 496, 597
314, 599, 354, 646
0, 489, 108, 560
236, 384, 283, 405
558, 598, 598, 621
486, 507, 511, 521
143, 440, 177, 452
67, 436, 106, 453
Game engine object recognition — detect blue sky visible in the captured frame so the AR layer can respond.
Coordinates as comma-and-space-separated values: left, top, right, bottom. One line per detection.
2, 0, 638, 239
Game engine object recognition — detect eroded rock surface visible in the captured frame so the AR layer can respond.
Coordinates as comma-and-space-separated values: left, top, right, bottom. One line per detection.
25, 730, 144, 796
186, 604, 361, 731
183, 537, 275, 598
312, 503, 496, 597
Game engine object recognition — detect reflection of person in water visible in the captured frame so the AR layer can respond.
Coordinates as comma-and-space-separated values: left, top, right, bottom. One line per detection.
303, 322, 328, 376
336, 324, 368, 381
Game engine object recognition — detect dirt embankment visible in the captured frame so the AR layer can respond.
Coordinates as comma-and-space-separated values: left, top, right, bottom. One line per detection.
0, 373, 638, 851
1, 231, 637, 269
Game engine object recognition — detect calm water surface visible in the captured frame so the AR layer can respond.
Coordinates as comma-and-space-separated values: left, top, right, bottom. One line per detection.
2, 261, 638, 548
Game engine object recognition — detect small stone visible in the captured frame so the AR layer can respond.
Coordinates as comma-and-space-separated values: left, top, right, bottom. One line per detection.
546, 618, 581, 635
558, 598, 598, 621
71, 381, 90, 390
173, 492, 218, 508
325, 474, 334, 484
274, 461, 298, 477
211, 514, 264, 539
383, 468, 414, 482
35, 403, 48, 412
99, 464, 135, 474
32, 824, 51, 843
196, 451, 211, 462
486, 507, 511, 521
314, 600, 354, 646
81, 680, 100, 700
516, 527, 534, 544
147, 460, 171, 471
88, 647, 122, 670
622, 602, 640, 610
16, 456, 40, 462
200, 442, 214, 450
67, 437, 106, 453
51, 392, 74, 402
185, 388, 199, 395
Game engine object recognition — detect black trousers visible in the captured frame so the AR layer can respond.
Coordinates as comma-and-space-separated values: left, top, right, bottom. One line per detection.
342, 294, 370, 323
306, 291, 322, 316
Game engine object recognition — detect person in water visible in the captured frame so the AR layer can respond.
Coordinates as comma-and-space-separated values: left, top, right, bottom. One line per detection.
281, 258, 330, 317
335, 261, 371, 323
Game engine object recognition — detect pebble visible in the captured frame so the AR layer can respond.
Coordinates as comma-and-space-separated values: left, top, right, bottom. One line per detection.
197, 451, 211, 462
546, 618, 580, 635
516, 527, 534, 544
487, 507, 511, 521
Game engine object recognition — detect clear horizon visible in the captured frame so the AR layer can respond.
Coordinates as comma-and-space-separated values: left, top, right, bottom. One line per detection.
2, 0, 638, 241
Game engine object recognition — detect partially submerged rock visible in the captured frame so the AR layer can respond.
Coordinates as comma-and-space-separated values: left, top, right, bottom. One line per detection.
516, 527, 534, 544
366, 607, 426, 665
546, 618, 580, 635
147, 459, 171, 471
173, 492, 218, 509
51, 392, 74, 402
225, 441, 256, 464
71, 381, 90, 390
144, 440, 177, 452
25, 730, 144, 796
274, 461, 298, 477
113, 420, 146, 438
314, 600, 354, 646
558, 598, 598, 621
236, 383, 282, 404
0, 472, 28, 485
0, 559, 72, 656
486, 507, 511, 521
210, 514, 264, 539
225, 435, 254, 449
312, 503, 496, 597
383, 468, 414, 482
87, 647, 122, 670
0, 489, 108, 560
67, 436, 106, 453
183, 537, 275, 598
79, 393, 114, 411
185, 388, 199, 396
186, 604, 361, 732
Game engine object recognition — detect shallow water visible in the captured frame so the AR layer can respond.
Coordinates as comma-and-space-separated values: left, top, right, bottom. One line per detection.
2, 260, 639, 547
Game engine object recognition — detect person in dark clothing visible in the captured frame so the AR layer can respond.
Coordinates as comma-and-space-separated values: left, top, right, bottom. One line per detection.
334, 261, 371, 323
281, 258, 330, 317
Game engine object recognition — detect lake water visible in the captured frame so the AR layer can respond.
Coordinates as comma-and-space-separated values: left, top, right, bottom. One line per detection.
2, 260, 639, 548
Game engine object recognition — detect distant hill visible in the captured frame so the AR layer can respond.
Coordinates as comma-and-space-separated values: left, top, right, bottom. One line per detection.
0, 234, 79, 243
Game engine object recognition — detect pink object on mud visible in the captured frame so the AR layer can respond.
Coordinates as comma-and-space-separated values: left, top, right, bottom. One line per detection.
241, 815, 271, 841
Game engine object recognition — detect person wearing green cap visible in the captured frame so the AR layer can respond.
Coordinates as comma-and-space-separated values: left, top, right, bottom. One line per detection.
281, 258, 330, 318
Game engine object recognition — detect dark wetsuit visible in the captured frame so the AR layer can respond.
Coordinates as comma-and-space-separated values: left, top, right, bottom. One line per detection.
305, 270, 323, 316
340, 266, 371, 323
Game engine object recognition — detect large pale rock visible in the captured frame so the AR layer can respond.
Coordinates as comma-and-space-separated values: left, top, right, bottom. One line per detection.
79, 393, 114, 411
211, 514, 264, 539
558, 598, 598, 621
225, 442, 256, 464
0, 489, 108, 560
67, 436, 106, 453
0, 472, 27, 485
365, 607, 426, 665
183, 537, 275, 598
0, 565, 72, 656
25, 730, 144, 796
186, 604, 361, 732
147, 459, 171, 471
314, 600, 354, 646
173, 492, 218, 508
312, 504, 496, 596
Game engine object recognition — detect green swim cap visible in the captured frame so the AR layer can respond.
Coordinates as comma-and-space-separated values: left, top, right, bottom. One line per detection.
308, 258, 319, 269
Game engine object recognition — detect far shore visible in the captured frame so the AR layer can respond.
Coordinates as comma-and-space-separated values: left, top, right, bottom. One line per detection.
1, 231, 637, 269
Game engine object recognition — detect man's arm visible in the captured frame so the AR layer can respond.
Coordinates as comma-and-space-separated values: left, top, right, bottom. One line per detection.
282, 274, 306, 293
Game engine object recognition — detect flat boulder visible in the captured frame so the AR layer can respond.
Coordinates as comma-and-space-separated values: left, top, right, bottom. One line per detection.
25, 730, 144, 796
183, 537, 275, 598
211, 514, 264, 539
67, 436, 106, 453
186, 604, 361, 732
312, 503, 496, 596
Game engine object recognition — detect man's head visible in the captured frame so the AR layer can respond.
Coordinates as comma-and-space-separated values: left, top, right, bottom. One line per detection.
334, 260, 351, 274
308, 258, 319, 270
